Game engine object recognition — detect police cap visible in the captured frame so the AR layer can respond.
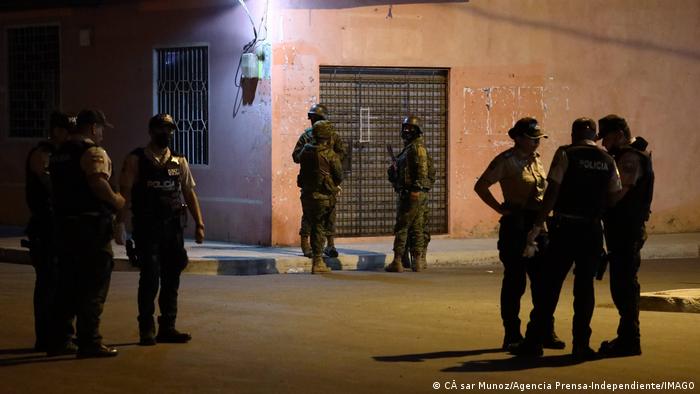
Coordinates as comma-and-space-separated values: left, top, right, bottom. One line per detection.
572, 117, 597, 134
308, 104, 329, 120
149, 114, 177, 131
312, 120, 334, 140
76, 109, 113, 128
508, 117, 547, 139
597, 114, 629, 140
49, 111, 73, 131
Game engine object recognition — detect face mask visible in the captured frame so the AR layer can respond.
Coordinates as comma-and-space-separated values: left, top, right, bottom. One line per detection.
153, 132, 172, 149
401, 126, 415, 141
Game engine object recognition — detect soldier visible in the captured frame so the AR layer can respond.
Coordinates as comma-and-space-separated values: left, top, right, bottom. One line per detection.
24, 111, 72, 351
115, 114, 204, 346
292, 104, 346, 258
48, 109, 125, 358
297, 120, 343, 274
510, 118, 621, 358
474, 117, 564, 350
385, 116, 432, 273
597, 115, 654, 357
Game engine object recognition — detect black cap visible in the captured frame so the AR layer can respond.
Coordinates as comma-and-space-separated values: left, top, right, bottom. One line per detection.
572, 117, 597, 134
49, 111, 73, 130
508, 117, 547, 139
149, 113, 177, 131
76, 109, 113, 128
597, 114, 629, 140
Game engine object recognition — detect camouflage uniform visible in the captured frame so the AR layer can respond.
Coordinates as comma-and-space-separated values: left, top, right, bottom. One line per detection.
387, 134, 432, 271
297, 120, 343, 273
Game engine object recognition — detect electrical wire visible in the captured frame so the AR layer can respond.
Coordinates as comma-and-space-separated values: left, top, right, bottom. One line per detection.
233, 0, 269, 119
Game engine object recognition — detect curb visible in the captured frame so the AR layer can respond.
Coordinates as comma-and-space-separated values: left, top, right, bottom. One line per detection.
639, 289, 700, 313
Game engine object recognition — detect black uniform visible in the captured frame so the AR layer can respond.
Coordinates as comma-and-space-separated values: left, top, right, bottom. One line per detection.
604, 144, 654, 345
49, 139, 115, 351
526, 143, 618, 348
130, 148, 189, 335
25, 141, 59, 350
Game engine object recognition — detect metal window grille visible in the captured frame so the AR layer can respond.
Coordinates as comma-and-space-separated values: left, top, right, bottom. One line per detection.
155, 46, 209, 165
320, 67, 448, 237
7, 25, 60, 138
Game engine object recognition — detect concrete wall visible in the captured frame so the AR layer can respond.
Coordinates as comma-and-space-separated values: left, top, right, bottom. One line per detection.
270, 0, 700, 245
0, 0, 273, 244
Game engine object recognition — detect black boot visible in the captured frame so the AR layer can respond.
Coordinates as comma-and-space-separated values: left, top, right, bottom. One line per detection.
598, 337, 641, 357
138, 316, 156, 346
156, 316, 192, 343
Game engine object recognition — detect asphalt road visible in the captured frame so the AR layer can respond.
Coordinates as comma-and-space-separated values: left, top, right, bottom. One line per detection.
0, 259, 698, 393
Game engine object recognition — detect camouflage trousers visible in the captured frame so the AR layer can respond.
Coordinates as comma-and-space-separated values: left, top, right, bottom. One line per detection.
300, 198, 336, 238
392, 191, 428, 255
301, 195, 334, 258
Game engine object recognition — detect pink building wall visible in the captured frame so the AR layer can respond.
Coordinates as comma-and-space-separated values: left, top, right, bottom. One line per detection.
0, 0, 273, 244
270, 0, 700, 245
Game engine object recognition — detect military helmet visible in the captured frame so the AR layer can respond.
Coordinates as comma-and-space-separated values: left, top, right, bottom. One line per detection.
308, 104, 329, 120
402, 115, 422, 133
312, 120, 334, 140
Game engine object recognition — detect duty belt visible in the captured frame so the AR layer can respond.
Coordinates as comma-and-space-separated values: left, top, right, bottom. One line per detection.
553, 212, 601, 223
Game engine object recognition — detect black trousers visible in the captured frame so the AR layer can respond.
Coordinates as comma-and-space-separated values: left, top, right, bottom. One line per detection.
605, 219, 646, 342
526, 217, 602, 346
52, 216, 113, 349
27, 217, 58, 348
133, 218, 188, 329
498, 211, 538, 334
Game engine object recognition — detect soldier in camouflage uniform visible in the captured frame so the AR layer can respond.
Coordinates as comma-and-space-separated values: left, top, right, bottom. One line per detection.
292, 104, 346, 258
386, 116, 433, 273
297, 120, 343, 274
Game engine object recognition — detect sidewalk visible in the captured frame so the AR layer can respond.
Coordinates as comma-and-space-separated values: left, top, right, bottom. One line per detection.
1, 226, 698, 276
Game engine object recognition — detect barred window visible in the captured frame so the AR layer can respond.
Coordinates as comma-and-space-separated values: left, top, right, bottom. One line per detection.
7, 25, 60, 138
155, 46, 209, 165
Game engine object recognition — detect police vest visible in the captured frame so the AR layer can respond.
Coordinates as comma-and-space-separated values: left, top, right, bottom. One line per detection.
25, 141, 54, 218
49, 139, 112, 218
130, 148, 183, 219
608, 146, 654, 224
298, 144, 337, 196
554, 144, 616, 219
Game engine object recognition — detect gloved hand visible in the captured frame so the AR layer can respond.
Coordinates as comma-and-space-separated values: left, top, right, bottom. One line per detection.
522, 242, 539, 258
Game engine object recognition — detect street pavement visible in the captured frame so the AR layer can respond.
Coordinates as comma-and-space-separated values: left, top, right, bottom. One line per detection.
0, 258, 698, 393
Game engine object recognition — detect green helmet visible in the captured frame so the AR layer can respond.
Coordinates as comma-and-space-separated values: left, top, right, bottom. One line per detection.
308, 104, 329, 120
402, 115, 422, 133
312, 120, 334, 140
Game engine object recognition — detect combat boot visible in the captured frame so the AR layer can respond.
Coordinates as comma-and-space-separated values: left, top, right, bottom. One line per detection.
385, 253, 404, 273
598, 337, 641, 357
572, 343, 598, 360
156, 316, 192, 343
300, 236, 312, 258
323, 236, 338, 258
507, 337, 543, 357
138, 316, 156, 346
412, 250, 427, 272
543, 321, 566, 349
311, 256, 331, 274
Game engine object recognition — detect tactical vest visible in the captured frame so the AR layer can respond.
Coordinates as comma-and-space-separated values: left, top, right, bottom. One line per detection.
25, 141, 54, 218
49, 139, 112, 218
607, 146, 654, 224
298, 144, 336, 196
395, 137, 432, 192
554, 144, 616, 219
130, 148, 183, 220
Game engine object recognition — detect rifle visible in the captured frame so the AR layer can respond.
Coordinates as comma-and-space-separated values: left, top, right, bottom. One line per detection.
596, 249, 609, 280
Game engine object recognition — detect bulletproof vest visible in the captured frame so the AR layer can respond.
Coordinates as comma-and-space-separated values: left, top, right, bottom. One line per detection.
608, 146, 654, 224
298, 143, 336, 195
395, 137, 429, 191
49, 139, 112, 218
130, 148, 183, 219
554, 144, 616, 218
25, 141, 54, 217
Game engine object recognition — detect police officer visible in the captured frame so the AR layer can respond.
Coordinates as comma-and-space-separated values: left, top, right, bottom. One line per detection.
292, 104, 346, 258
475, 117, 564, 350
297, 120, 343, 274
597, 115, 654, 357
386, 116, 432, 273
510, 118, 622, 358
24, 111, 72, 351
48, 109, 124, 358
116, 114, 204, 346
